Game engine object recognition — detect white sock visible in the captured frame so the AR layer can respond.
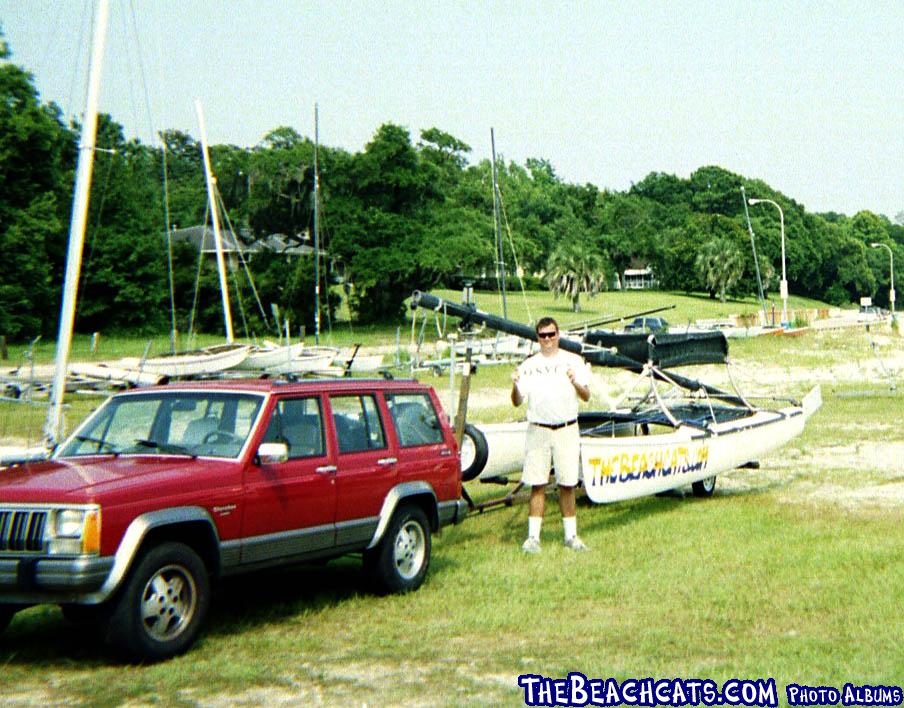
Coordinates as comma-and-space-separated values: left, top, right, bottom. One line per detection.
528, 516, 543, 539
563, 516, 577, 540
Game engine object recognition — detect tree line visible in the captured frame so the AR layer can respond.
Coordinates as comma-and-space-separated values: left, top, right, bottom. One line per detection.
1, 34, 901, 342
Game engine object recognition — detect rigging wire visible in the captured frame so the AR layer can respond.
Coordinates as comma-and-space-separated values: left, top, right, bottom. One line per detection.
214, 185, 271, 333
125, 0, 178, 350
217, 211, 253, 341
160, 142, 177, 351
76, 146, 117, 307
496, 182, 534, 325
186, 202, 212, 348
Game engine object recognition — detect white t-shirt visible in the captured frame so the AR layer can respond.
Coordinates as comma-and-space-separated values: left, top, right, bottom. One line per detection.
516, 349, 591, 424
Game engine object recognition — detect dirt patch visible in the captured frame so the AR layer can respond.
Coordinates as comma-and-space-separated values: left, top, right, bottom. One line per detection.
716, 441, 904, 510
177, 663, 514, 707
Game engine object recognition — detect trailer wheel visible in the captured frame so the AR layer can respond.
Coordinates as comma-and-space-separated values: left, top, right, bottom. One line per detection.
692, 475, 717, 497
460, 423, 488, 482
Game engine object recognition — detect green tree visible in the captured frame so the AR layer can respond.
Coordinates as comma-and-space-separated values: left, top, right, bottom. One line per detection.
546, 213, 608, 312
0, 193, 58, 338
0, 32, 73, 339
695, 237, 745, 303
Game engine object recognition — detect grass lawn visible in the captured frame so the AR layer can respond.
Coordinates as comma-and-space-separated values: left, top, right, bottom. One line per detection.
1, 291, 902, 705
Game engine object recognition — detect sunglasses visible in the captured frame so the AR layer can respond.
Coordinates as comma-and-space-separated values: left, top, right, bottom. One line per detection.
537, 330, 558, 339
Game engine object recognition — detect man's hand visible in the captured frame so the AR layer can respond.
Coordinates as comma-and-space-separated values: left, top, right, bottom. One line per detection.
567, 367, 591, 402
511, 370, 523, 407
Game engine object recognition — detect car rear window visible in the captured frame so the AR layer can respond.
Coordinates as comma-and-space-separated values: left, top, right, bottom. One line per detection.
386, 393, 444, 447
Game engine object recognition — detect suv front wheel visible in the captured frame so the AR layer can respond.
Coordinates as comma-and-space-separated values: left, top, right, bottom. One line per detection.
104, 542, 210, 662
365, 504, 431, 594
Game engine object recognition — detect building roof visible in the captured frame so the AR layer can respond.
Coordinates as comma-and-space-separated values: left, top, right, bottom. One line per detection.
169, 226, 313, 256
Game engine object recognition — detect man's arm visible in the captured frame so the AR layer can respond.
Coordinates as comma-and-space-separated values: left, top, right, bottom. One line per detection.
511, 371, 523, 407
567, 367, 591, 402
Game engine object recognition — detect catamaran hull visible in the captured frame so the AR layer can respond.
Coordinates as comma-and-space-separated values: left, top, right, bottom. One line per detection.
469, 386, 821, 502
581, 406, 806, 503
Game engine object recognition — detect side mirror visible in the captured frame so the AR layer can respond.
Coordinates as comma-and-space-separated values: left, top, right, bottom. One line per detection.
257, 441, 288, 465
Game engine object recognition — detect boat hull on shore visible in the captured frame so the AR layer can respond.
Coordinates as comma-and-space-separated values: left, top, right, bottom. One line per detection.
466, 386, 821, 502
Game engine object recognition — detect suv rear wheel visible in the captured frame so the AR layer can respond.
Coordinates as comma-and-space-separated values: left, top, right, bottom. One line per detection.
365, 504, 431, 594
104, 542, 210, 661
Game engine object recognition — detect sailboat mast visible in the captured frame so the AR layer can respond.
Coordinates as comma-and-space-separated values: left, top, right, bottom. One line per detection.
313, 103, 321, 344
740, 186, 768, 324
195, 99, 234, 343
491, 128, 507, 319
45, 0, 110, 445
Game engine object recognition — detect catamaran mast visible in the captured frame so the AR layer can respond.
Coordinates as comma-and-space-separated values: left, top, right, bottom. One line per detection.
45, 0, 110, 445
195, 99, 234, 342
490, 128, 507, 319
740, 186, 768, 324
313, 103, 321, 344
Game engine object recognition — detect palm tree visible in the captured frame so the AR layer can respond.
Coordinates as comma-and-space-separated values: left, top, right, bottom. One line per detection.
546, 239, 608, 312
695, 237, 745, 303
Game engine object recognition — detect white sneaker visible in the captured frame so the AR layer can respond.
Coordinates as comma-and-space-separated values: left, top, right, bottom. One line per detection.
522, 537, 541, 554
563, 536, 588, 551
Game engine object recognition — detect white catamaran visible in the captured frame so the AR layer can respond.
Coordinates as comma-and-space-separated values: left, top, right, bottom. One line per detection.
412, 291, 822, 502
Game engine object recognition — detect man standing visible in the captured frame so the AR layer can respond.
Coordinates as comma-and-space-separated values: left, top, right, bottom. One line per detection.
511, 316, 591, 553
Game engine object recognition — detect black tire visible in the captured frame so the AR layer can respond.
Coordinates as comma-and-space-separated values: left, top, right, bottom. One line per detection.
364, 505, 431, 594
460, 423, 488, 482
104, 542, 210, 662
0, 605, 19, 634
692, 475, 717, 497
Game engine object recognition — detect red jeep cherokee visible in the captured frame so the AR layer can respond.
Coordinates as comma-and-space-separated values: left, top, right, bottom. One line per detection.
0, 378, 465, 661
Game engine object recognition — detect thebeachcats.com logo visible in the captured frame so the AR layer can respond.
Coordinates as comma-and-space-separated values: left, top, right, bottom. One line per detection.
516, 674, 904, 707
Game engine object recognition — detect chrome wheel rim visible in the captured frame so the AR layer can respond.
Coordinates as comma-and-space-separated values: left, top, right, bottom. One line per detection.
393, 521, 426, 580
702, 476, 716, 493
140, 564, 197, 642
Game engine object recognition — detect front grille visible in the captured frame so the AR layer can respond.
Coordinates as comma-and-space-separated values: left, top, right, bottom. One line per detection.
0, 509, 48, 552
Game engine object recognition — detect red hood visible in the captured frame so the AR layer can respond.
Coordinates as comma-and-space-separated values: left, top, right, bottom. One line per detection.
0, 455, 240, 504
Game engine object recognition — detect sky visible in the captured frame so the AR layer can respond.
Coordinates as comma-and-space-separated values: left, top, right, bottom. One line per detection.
2, 0, 903, 218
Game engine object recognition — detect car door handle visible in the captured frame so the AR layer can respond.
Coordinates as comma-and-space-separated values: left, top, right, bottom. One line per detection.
377, 457, 397, 466
440, 448, 452, 456
315, 465, 337, 474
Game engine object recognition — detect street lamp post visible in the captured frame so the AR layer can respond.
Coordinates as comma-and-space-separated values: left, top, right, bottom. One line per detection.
870, 242, 895, 318
748, 198, 787, 326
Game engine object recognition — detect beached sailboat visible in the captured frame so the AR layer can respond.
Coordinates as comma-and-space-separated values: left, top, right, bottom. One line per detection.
235, 341, 309, 370
411, 291, 822, 500
262, 345, 338, 375
117, 343, 250, 378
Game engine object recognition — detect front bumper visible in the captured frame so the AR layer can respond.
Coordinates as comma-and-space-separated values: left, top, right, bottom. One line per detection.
0, 555, 114, 604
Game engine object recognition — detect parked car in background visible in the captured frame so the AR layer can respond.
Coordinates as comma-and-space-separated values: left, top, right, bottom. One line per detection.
0, 378, 466, 661
624, 316, 670, 333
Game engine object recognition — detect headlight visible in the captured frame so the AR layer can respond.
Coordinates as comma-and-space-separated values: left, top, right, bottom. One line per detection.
56, 509, 86, 537
47, 507, 101, 555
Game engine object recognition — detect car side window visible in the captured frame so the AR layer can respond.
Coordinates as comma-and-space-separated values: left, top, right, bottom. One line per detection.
387, 394, 444, 447
263, 397, 324, 459
330, 395, 386, 454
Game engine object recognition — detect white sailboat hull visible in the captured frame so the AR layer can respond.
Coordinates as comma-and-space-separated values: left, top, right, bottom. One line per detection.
119, 344, 250, 378
236, 342, 308, 370
471, 386, 822, 502
264, 349, 337, 374
336, 352, 385, 372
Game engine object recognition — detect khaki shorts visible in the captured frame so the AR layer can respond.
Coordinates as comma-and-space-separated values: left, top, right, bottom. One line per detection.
521, 422, 581, 487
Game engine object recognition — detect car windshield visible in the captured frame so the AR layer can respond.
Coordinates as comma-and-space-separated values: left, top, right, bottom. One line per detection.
56, 391, 265, 459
